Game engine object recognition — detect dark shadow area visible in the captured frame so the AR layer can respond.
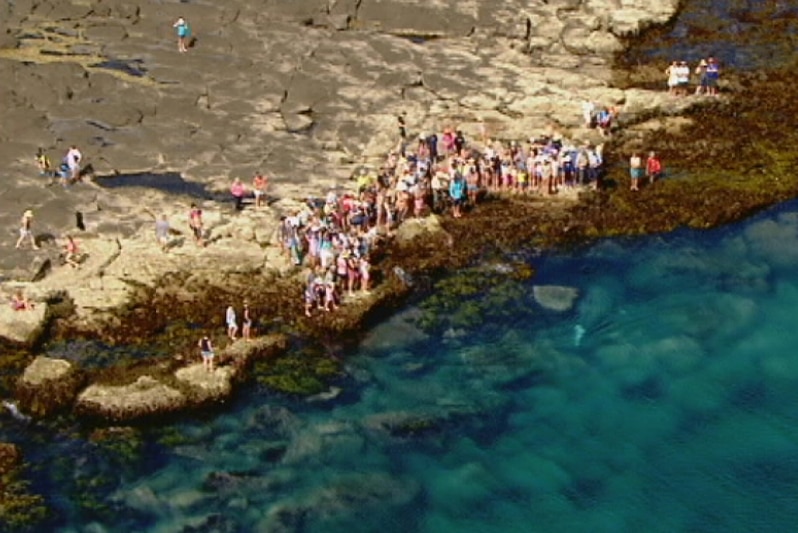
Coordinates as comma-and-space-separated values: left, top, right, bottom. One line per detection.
90, 59, 147, 77
94, 172, 222, 201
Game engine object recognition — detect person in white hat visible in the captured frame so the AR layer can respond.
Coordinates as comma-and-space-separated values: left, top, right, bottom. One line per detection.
15, 210, 39, 250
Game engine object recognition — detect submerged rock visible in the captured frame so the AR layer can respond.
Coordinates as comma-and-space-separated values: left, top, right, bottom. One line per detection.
533, 285, 580, 312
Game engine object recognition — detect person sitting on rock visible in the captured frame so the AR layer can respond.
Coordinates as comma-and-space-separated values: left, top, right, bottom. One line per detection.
10, 290, 34, 311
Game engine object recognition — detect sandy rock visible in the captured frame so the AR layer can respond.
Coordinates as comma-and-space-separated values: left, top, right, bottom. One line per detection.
15, 356, 83, 417
533, 285, 580, 312
76, 375, 185, 421
175, 364, 236, 403
0, 298, 47, 346
394, 214, 447, 245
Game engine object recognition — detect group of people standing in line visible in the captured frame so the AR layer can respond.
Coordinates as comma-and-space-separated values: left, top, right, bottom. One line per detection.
666, 57, 721, 96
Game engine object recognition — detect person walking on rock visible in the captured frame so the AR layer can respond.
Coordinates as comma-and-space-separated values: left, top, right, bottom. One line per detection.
173, 17, 190, 53
226, 304, 238, 340
15, 210, 39, 250
198, 335, 214, 372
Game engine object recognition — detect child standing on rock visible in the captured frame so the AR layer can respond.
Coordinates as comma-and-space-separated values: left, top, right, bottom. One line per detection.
173, 17, 190, 53
198, 335, 214, 372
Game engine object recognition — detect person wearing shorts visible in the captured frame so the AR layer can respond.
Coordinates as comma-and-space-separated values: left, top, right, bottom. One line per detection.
173, 17, 189, 53
226, 305, 237, 339
15, 210, 39, 250
198, 336, 214, 372
629, 153, 644, 191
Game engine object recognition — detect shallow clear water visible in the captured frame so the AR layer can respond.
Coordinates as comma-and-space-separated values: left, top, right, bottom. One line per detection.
6, 200, 798, 532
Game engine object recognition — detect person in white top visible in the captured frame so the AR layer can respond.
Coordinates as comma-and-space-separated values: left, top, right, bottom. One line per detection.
65, 145, 81, 181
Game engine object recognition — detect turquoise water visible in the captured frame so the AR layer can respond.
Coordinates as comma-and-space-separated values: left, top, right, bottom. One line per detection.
6, 200, 798, 532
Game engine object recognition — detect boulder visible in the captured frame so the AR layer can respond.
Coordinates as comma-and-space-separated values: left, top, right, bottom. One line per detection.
76, 376, 185, 421
394, 214, 447, 245
533, 285, 579, 312
175, 364, 236, 404
0, 298, 47, 347
15, 356, 83, 417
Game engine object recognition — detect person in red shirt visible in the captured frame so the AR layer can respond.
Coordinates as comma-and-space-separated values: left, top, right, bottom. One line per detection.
646, 151, 663, 185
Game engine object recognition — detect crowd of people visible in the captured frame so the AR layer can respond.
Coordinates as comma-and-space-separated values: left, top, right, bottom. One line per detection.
665, 57, 721, 96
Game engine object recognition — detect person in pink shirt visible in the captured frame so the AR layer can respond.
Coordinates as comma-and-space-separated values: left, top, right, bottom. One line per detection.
230, 178, 247, 211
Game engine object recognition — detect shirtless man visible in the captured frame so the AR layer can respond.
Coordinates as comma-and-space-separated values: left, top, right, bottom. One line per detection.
188, 203, 205, 246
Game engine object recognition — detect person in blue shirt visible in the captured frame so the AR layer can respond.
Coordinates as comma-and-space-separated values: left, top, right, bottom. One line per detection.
449, 173, 466, 219
173, 17, 190, 53
705, 57, 720, 96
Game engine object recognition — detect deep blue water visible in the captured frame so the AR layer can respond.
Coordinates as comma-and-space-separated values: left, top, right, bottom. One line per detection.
5, 199, 798, 532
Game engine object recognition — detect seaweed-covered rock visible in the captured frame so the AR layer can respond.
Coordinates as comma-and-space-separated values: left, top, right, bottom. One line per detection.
76, 375, 185, 421
0, 442, 48, 531
15, 356, 83, 417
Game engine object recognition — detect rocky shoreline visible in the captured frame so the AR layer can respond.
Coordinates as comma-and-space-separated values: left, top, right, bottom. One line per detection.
4, 0, 798, 528
1, 0, 797, 425
0, 0, 689, 417
2, 0, 798, 421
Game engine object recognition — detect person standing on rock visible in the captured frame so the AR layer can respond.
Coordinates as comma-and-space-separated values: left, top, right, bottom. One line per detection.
252, 172, 269, 208
65, 145, 82, 182
173, 17, 190, 53
198, 335, 214, 372
226, 304, 238, 340
188, 203, 205, 247
36, 148, 54, 184
242, 301, 253, 341
629, 152, 643, 192
15, 210, 39, 250
646, 151, 663, 184
706, 57, 720, 96
231, 178, 247, 211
